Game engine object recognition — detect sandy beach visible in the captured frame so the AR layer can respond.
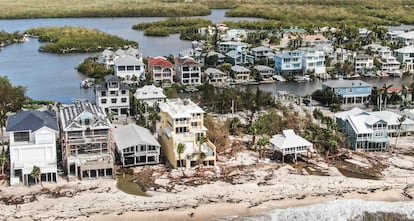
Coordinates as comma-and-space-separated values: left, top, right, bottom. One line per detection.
2, 144, 414, 221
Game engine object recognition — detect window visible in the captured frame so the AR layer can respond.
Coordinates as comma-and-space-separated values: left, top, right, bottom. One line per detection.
118, 66, 125, 71
121, 98, 127, 103
121, 90, 126, 95
135, 66, 141, 70
127, 66, 134, 71
101, 99, 107, 104
101, 91, 106, 96
84, 119, 90, 126
111, 98, 117, 103
14, 131, 29, 142
110, 91, 116, 95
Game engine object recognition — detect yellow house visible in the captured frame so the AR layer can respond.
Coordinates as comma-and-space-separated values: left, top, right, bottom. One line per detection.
158, 98, 216, 168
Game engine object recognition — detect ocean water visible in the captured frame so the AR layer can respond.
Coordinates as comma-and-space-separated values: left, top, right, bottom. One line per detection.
213, 199, 414, 221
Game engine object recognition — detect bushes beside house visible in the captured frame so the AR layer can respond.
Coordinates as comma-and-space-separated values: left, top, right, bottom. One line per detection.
77, 56, 113, 83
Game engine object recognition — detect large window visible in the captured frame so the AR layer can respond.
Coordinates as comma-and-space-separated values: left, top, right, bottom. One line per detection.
14, 131, 29, 142
121, 98, 127, 103
118, 66, 125, 71
111, 98, 117, 103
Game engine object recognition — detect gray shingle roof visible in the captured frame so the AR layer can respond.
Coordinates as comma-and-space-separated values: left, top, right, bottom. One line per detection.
6, 110, 58, 132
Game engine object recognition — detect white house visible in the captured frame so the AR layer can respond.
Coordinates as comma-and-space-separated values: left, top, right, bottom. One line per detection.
231, 65, 251, 82
6, 110, 59, 185
354, 54, 374, 74
134, 84, 167, 107
219, 41, 248, 53
253, 65, 275, 79
114, 55, 145, 81
95, 75, 130, 116
270, 129, 313, 163
114, 124, 161, 167
204, 67, 230, 87
301, 48, 326, 75
397, 31, 414, 46
395, 45, 414, 73
174, 56, 202, 85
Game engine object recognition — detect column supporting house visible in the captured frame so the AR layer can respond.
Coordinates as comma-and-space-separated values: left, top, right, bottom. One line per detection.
46, 173, 48, 182
88, 170, 91, 179
96, 170, 99, 179
104, 169, 106, 177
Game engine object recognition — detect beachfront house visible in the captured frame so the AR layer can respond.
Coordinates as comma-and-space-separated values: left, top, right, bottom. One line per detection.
60, 100, 114, 180
301, 48, 326, 75
204, 67, 230, 87
335, 108, 414, 151
147, 56, 175, 86
322, 80, 372, 104
114, 124, 161, 167
253, 65, 275, 80
395, 45, 414, 74
134, 84, 167, 108
354, 54, 374, 74
174, 56, 202, 85
6, 110, 59, 185
158, 98, 216, 168
270, 129, 313, 163
231, 65, 251, 83
275, 50, 303, 75
95, 75, 130, 117
114, 55, 145, 83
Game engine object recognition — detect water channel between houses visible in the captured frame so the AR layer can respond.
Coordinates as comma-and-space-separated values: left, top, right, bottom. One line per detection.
0, 10, 413, 103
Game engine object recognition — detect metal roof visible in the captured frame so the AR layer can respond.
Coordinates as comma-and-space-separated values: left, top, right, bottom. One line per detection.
270, 129, 312, 150
114, 124, 160, 152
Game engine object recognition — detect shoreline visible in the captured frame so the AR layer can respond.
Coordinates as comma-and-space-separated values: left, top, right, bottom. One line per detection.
2, 160, 414, 221
70, 187, 410, 221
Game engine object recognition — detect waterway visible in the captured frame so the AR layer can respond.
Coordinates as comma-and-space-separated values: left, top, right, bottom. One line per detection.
0, 10, 413, 103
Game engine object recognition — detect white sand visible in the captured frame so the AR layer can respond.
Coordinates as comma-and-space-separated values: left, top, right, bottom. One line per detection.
2, 137, 414, 221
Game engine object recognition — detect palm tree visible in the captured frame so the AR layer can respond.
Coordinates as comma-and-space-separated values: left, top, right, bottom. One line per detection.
0, 152, 8, 177
31, 165, 41, 186
0, 107, 7, 153
382, 83, 393, 110
176, 143, 186, 176
198, 135, 207, 169
248, 124, 258, 145
394, 115, 406, 151
256, 137, 270, 159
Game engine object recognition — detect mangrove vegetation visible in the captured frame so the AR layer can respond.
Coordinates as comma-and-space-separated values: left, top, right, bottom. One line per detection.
25, 26, 138, 53
0, 30, 25, 48
0, 0, 210, 19
132, 18, 212, 39
77, 56, 113, 83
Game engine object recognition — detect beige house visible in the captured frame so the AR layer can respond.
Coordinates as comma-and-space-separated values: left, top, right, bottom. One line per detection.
158, 98, 216, 168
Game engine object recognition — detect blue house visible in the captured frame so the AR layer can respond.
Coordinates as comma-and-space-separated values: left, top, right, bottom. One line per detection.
275, 50, 303, 75
335, 108, 388, 151
322, 80, 372, 104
